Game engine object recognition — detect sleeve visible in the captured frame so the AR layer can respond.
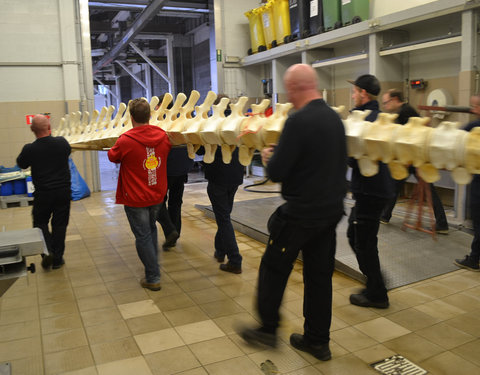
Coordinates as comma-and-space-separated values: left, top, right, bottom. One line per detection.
107, 137, 124, 163
16, 144, 31, 169
266, 117, 302, 182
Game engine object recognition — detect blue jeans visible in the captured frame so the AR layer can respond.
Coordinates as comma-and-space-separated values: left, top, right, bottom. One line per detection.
207, 182, 242, 266
124, 204, 162, 283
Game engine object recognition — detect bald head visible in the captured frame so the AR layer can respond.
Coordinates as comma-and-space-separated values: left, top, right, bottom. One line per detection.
284, 64, 321, 109
31, 115, 51, 138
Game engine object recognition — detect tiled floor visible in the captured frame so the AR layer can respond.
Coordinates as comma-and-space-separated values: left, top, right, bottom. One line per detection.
1, 180, 480, 375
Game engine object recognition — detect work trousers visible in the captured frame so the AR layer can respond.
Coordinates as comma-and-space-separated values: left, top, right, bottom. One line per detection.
257, 205, 341, 344
347, 194, 389, 302
158, 175, 186, 237
32, 188, 71, 264
207, 182, 242, 266
470, 201, 480, 261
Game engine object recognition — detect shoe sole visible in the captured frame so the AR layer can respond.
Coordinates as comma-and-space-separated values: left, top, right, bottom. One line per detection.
41, 255, 53, 270
241, 330, 277, 348
350, 295, 389, 309
290, 335, 331, 361
454, 261, 480, 272
141, 284, 162, 291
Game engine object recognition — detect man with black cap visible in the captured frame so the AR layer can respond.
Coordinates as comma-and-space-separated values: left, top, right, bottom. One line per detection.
347, 74, 395, 308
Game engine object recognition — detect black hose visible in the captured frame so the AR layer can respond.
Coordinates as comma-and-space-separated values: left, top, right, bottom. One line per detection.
243, 176, 281, 193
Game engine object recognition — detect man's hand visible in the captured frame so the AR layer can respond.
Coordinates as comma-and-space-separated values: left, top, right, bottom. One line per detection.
261, 144, 276, 166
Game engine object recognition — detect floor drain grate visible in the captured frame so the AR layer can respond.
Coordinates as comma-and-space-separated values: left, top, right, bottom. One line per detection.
370, 355, 427, 374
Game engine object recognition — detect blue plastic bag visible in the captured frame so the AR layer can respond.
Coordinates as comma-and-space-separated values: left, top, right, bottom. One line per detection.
69, 158, 90, 201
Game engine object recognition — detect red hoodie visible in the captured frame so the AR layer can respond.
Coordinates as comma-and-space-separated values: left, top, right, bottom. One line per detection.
108, 125, 172, 207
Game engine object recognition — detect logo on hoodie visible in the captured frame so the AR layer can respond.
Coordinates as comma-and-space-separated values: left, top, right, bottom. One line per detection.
144, 147, 161, 186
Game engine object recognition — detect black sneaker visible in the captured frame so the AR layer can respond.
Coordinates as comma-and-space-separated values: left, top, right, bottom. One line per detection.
162, 231, 179, 250
52, 258, 65, 270
436, 227, 449, 235
219, 262, 242, 274
241, 327, 277, 348
41, 254, 53, 270
454, 255, 480, 272
350, 293, 389, 309
290, 333, 331, 361
214, 252, 225, 263
380, 218, 389, 225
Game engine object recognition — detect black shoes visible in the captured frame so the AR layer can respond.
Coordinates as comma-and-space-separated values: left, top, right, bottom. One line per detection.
350, 293, 389, 309
241, 327, 277, 348
219, 262, 242, 274
41, 254, 53, 270
290, 333, 331, 361
454, 255, 480, 272
52, 258, 65, 270
214, 252, 225, 263
162, 231, 179, 251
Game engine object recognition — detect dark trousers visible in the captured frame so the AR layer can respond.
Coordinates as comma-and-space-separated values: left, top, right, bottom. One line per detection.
470, 201, 480, 261
257, 205, 341, 344
347, 194, 389, 302
158, 175, 186, 237
32, 188, 71, 264
207, 182, 242, 266
381, 176, 448, 229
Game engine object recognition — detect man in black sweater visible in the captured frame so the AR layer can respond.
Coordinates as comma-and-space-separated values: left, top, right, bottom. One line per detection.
241, 64, 347, 361
17, 114, 71, 270
347, 74, 395, 309
380, 89, 449, 233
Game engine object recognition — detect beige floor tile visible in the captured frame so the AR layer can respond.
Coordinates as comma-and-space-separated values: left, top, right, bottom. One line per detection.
200, 298, 245, 319
104, 277, 141, 293
97, 356, 153, 375
177, 277, 216, 292
164, 305, 210, 326
383, 333, 444, 363
59, 366, 98, 374
77, 294, 115, 312
314, 353, 378, 374
175, 367, 208, 375
412, 281, 457, 299
220, 282, 256, 298
440, 292, 480, 313
204, 355, 264, 375
414, 299, 466, 321
0, 319, 40, 342
187, 286, 229, 304
446, 311, 480, 336
416, 322, 476, 350
85, 319, 131, 345
0, 305, 39, 325
7, 355, 44, 375
145, 346, 201, 375
134, 328, 185, 355
110, 288, 150, 305
436, 273, 480, 290
117, 299, 161, 319
80, 306, 123, 327
386, 307, 442, 331
40, 313, 83, 335
284, 366, 323, 374
332, 304, 380, 325
1, 293, 39, 310
153, 292, 196, 311
39, 301, 78, 319
189, 336, 244, 365
125, 312, 172, 336
213, 312, 259, 335
421, 351, 480, 375
249, 343, 310, 373
44, 346, 95, 375
330, 327, 377, 352
452, 339, 480, 367
38, 288, 76, 305
388, 288, 433, 307
73, 283, 109, 300
175, 320, 225, 344
354, 317, 411, 342
0, 336, 42, 361
90, 336, 141, 365
228, 333, 265, 355
43, 328, 89, 353
353, 344, 397, 364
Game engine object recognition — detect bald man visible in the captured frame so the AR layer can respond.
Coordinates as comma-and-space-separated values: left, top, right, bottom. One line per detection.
241, 64, 347, 361
17, 114, 72, 270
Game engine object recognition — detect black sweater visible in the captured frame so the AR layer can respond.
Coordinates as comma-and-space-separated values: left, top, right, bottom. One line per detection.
17, 136, 71, 192
267, 99, 347, 221
464, 119, 480, 204
349, 100, 395, 199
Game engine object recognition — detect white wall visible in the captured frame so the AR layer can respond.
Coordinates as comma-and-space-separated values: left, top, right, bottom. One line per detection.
372, 0, 437, 18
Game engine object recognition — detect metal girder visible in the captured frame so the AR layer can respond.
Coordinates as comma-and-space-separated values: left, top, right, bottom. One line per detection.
94, 77, 120, 101
115, 60, 148, 90
129, 42, 170, 84
92, 0, 168, 74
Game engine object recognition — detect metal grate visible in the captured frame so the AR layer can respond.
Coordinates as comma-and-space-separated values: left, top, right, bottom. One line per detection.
370, 355, 428, 375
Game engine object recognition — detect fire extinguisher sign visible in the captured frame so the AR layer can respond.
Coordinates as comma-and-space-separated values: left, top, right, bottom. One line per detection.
26, 113, 50, 125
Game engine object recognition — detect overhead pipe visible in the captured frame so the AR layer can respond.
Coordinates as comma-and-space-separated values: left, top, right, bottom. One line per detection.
93, 0, 168, 74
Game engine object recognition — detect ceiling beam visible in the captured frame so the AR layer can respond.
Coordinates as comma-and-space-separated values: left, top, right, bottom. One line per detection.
92, 0, 168, 74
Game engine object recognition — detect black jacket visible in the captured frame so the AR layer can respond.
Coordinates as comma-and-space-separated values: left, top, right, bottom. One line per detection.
396, 103, 419, 125
167, 146, 194, 176
349, 100, 395, 199
201, 147, 244, 187
267, 99, 347, 221
464, 119, 480, 204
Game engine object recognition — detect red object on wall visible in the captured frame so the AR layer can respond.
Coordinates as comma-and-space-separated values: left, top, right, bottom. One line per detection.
26, 114, 50, 125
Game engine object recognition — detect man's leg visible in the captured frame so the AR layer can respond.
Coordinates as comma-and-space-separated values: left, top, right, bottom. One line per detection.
430, 184, 448, 232
124, 205, 161, 284
380, 179, 405, 223
50, 188, 71, 267
32, 191, 54, 268
167, 175, 186, 234
455, 201, 480, 271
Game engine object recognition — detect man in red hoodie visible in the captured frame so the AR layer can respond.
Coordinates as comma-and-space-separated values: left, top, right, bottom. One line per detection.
108, 98, 171, 291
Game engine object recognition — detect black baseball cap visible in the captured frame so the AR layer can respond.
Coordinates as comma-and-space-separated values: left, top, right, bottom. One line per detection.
347, 74, 381, 96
